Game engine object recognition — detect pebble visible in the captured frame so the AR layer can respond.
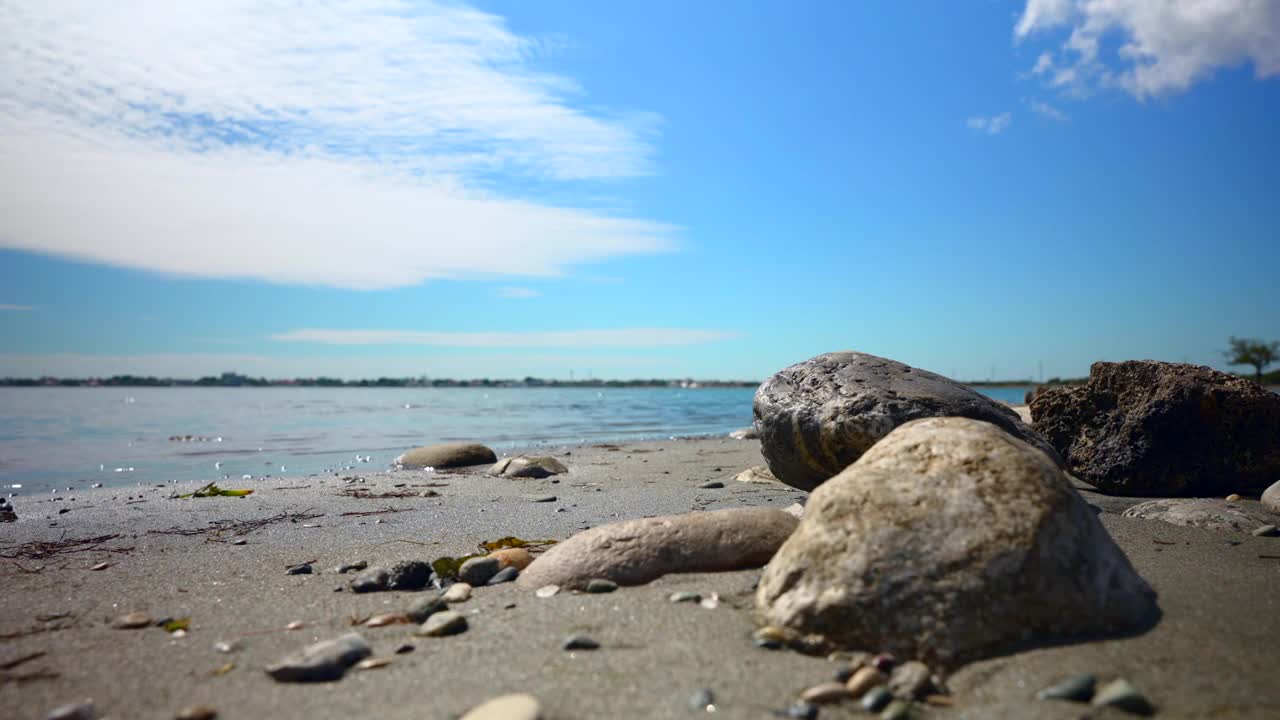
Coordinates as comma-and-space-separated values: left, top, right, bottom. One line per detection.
442, 582, 473, 603
265, 633, 372, 683
355, 657, 392, 671
1091, 678, 1153, 715
879, 699, 911, 720
349, 567, 391, 593
286, 563, 313, 575
1036, 673, 1096, 702
699, 593, 720, 609
336, 561, 368, 574
1225, 493, 1242, 502
113, 612, 152, 629
395, 644, 415, 654
870, 653, 897, 673
488, 566, 519, 585
386, 560, 433, 590
1253, 524, 1279, 537
365, 613, 409, 628
175, 705, 218, 720
689, 688, 715, 710
833, 665, 855, 683
845, 667, 888, 698
45, 701, 95, 720
775, 703, 818, 719
861, 686, 893, 713
406, 597, 447, 623
488, 547, 533, 570
698, 481, 725, 489
231, 539, 246, 546
213, 641, 238, 654
535, 584, 560, 598
585, 578, 618, 593
529, 494, 557, 503
800, 682, 850, 704
669, 591, 702, 603
458, 557, 501, 586
458, 693, 542, 720
888, 661, 932, 699
415, 610, 468, 637
285, 621, 305, 631
562, 634, 600, 650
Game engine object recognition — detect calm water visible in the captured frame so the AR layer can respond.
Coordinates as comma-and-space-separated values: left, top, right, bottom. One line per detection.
0, 385, 1031, 494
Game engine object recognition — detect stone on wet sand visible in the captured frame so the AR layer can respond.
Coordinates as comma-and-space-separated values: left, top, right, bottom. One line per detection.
488, 547, 533, 570
441, 582, 472, 603
406, 596, 447, 623
562, 634, 600, 650
1092, 678, 1154, 715
1263, 479, 1280, 514
1122, 499, 1275, 532
45, 701, 95, 720
1036, 674, 1096, 702
415, 610, 467, 637
756, 417, 1158, 666
386, 560, 433, 590
458, 556, 500, 586
800, 682, 850, 704
517, 507, 798, 590
458, 693, 542, 720
113, 612, 152, 629
396, 442, 497, 470
1031, 360, 1280, 495
488, 455, 568, 478
488, 566, 519, 585
265, 633, 371, 683
349, 567, 390, 593
585, 578, 617, 593
887, 661, 932, 700
846, 667, 888, 698
754, 351, 1060, 491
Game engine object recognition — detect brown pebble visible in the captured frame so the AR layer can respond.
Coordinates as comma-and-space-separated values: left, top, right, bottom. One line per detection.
800, 681, 852, 704
1226, 493, 1242, 502
488, 548, 533, 570
846, 666, 889, 698
365, 613, 409, 628
113, 611, 151, 629
176, 705, 218, 720
355, 657, 392, 670
924, 694, 955, 706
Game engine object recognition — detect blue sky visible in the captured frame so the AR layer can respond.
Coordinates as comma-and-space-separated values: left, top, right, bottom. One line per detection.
1, 0, 1277, 381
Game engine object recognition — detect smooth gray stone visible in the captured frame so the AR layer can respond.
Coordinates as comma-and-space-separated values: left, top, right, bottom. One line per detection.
348, 567, 390, 593
458, 556, 500, 585
286, 563, 313, 575
562, 634, 600, 650
585, 578, 617, 593
396, 442, 496, 469
1091, 678, 1154, 715
406, 596, 447, 623
1123, 499, 1274, 533
416, 610, 467, 637
487, 566, 519, 585
861, 686, 893, 712
1036, 673, 1096, 702
265, 633, 371, 683
888, 661, 932, 699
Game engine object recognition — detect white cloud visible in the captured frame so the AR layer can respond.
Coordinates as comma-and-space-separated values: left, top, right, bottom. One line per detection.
1029, 100, 1070, 121
497, 286, 542, 299
0, 1, 672, 289
1015, 0, 1280, 98
0, 304, 32, 311
270, 328, 742, 348
967, 112, 1013, 135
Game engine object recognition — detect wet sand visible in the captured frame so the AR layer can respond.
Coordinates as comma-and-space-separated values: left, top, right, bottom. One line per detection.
2, 437, 1278, 719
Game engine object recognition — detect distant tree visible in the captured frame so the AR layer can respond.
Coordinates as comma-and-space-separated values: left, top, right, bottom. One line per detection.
1224, 337, 1280, 383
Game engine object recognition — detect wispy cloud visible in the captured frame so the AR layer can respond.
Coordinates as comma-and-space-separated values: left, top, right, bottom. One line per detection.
0, 1, 673, 290
271, 328, 742, 348
1028, 100, 1069, 122
497, 286, 543, 300
1015, 0, 1280, 98
0, 304, 32, 311
966, 112, 1013, 135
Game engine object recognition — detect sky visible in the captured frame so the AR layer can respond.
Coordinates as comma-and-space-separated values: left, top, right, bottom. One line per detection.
1, 0, 1278, 382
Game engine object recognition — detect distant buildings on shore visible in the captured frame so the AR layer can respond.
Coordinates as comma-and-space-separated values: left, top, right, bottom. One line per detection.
0, 371, 758, 389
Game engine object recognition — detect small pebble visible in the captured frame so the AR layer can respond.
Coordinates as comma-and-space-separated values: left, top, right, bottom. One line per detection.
698, 481, 724, 489
699, 592, 720, 609
689, 688, 715, 709
774, 702, 818, 719
754, 637, 783, 650
1036, 673, 1096, 702
488, 566, 519, 585
529, 494, 557, 503
562, 634, 600, 650
415, 610, 467, 637
861, 686, 893, 713
754, 626, 794, 645
349, 567, 391, 593
1225, 493, 1242, 502
231, 539, 246, 546
879, 699, 911, 720
535, 584, 560, 598
888, 661, 932, 699
213, 641, 238, 654
846, 667, 888, 698
336, 561, 368, 574
286, 563, 313, 575
394, 644, 415, 654
175, 705, 218, 720
365, 613, 409, 628
113, 612, 151, 629
264, 633, 371, 683
585, 578, 618, 593
1091, 678, 1153, 715
833, 665, 855, 683
458, 693, 542, 720
669, 591, 702, 604
870, 653, 897, 673
355, 657, 392, 671
442, 582, 473, 603
45, 701, 95, 720
285, 621, 304, 631
800, 682, 850, 704
1252, 524, 1279, 537
406, 597, 447, 624
458, 556, 501, 586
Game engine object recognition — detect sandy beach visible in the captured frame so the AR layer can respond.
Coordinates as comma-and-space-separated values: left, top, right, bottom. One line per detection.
3, 434, 1278, 719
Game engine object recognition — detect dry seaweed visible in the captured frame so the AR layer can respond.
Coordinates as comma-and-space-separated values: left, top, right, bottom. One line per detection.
339, 506, 414, 517
338, 487, 437, 499
177, 482, 254, 498
0, 650, 45, 670
0, 533, 133, 561
148, 509, 324, 542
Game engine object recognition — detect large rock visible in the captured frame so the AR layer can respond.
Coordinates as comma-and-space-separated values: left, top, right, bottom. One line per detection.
1031, 361, 1280, 496
753, 352, 1060, 491
1264, 480, 1280, 515
756, 417, 1157, 667
1122, 498, 1275, 532
396, 442, 497, 469
516, 508, 799, 590
488, 455, 568, 478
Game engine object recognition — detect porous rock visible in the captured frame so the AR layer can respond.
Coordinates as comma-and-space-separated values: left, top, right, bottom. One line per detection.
1031, 361, 1280, 496
1121, 498, 1275, 532
516, 507, 799, 590
264, 633, 371, 682
756, 417, 1157, 666
488, 455, 568, 478
754, 351, 1060, 491
396, 442, 496, 470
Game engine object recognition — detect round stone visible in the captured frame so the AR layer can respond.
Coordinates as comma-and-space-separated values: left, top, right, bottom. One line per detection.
562, 634, 600, 650
458, 693, 541, 720
458, 556, 501, 586
442, 583, 473, 603
1091, 678, 1153, 714
585, 578, 618, 593
113, 612, 151, 629
800, 682, 850, 704
487, 566, 519, 585
415, 610, 467, 637
534, 584, 560, 598
846, 667, 889, 698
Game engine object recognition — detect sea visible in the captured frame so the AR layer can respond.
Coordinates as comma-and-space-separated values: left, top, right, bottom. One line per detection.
0, 385, 1032, 495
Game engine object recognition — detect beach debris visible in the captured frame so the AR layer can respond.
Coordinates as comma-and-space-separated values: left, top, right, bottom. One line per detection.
669, 591, 701, 604
800, 682, 850, 704
44, 701, 95, 720
286, 562, 314, 575
395, 644, 415, 654
860, 686, 893, 712
488, 455, 568, 478
488, 566, 519, 585
1091, 678, 1154, 715
337, 487, 434, 500
177, 483, 253, 499
690, 688, 715, 710
1253, 524, 1279, 537
562, 634, 599, 650
113, 612, 151, 629
480, 536, 557, 553
458, 556, 500, 585
1032, 360, 1280, 495
395, 442, 497, 470
534, 584, 560, 598
414, 610, 467, 637
729, 427, 759, 440
2, 533, 133, 561
148, 510, 323, 543
846, 667, 889, 698
175, 704, 218, 720
209, 663, 235, 677
757, 418, 1158, 666
1122, 499, 1274, 532
406, 597, 447, 623
888, 661, 933, 699
458, 693, 542, 720
355, 657, 393, 671
697, 481, 724, 489
339, 505, 414, 517
265, 633, 371, 683
89, 562, 111, 571
516, 507, 798, 590
1036, 673, 1096, 702
488, 547, 533, 570
755, 351, 1057, 491
585, 578, 617, 594
162, 618, 190, 633
442, 582, 472, 603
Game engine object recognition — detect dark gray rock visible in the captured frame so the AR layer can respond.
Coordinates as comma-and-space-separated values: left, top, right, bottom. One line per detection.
1036, 674, 1096, 702
386, 560, 433, 590
1091, 678, 1154, 715
458, 556, 500, 585
585, 578, 618, 593
698, 481, 724, 489
487, 566, 519, 585
406, 596, 447, 623
861, 687, 893, 712
562, 634, 599, 650
1031, 361, 1280, 496
488, 455, 568, 478
396, 442, 497, 469
265, 633, 371, 682
286, 563, 313, 575
754, 351, 1060, 491
348, 567, 390, 593
888, 661, 932, 699
415, 609, 467, 637
336, 561, 367, 574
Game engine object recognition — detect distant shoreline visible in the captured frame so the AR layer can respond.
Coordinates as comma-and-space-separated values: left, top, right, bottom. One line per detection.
0, 374, 759, 389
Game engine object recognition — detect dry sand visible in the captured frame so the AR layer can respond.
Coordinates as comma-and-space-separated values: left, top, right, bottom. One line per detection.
2, 437, 1278, 719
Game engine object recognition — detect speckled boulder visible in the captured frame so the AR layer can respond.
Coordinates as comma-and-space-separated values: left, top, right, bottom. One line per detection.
488, 455, 568, 478
1031, 361, 1280, 496
517, 508, 798, 590
756, 417, 1157, 667
396, 442, 496, 469
753, 351, 1060, 491
1122, 498, 1276, 532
